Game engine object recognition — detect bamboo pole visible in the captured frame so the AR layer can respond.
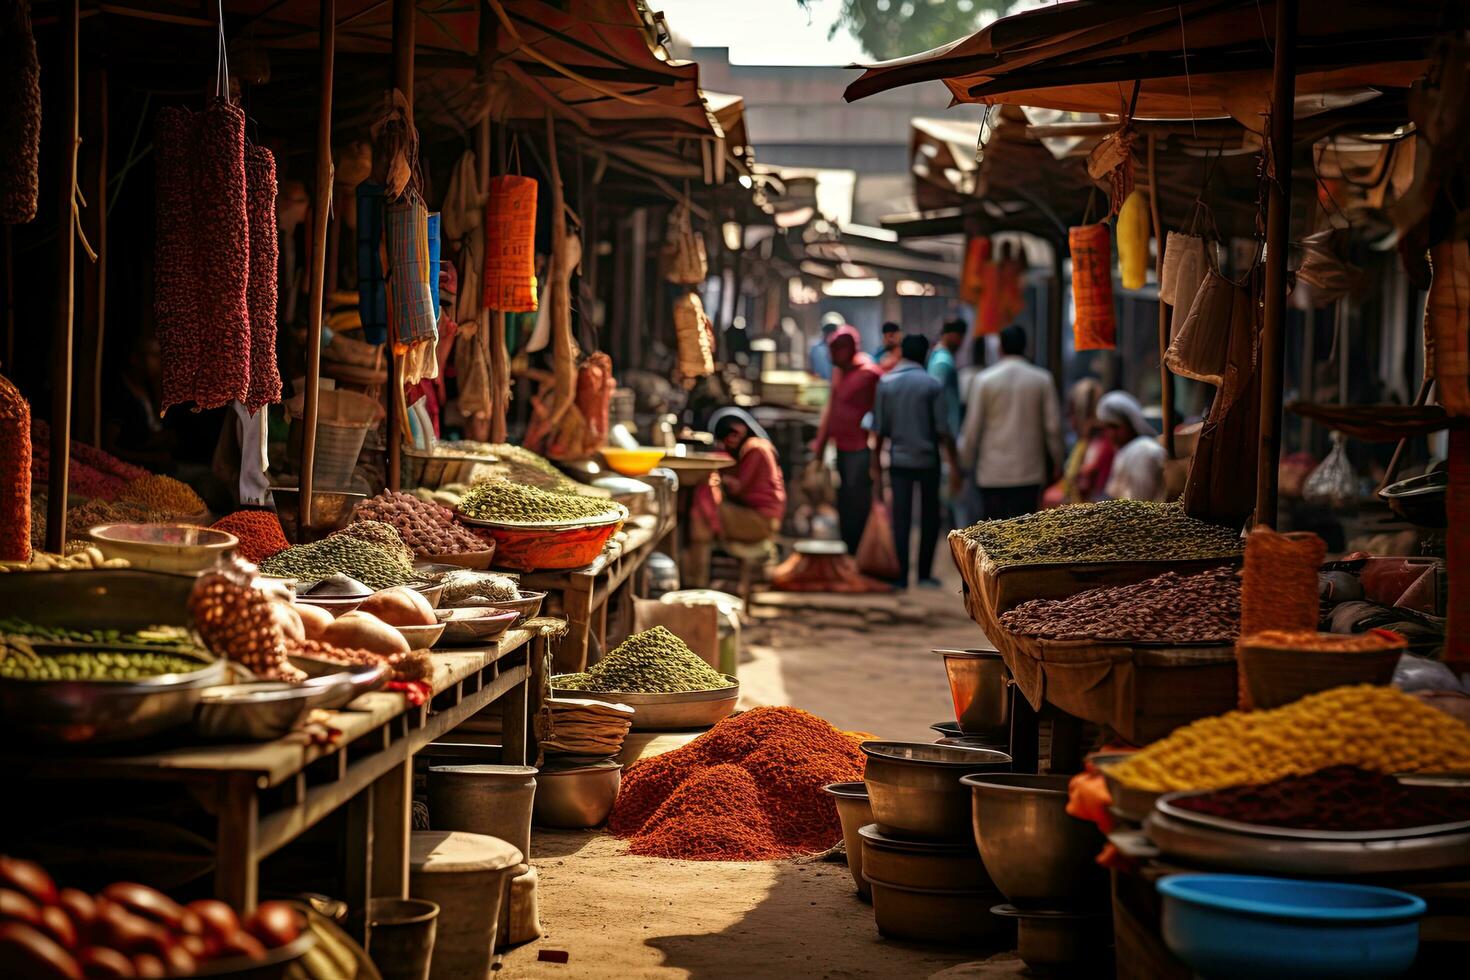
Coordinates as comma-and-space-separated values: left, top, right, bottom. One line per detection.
46, 0, 79, 555
1148, 134, 1173, 456
480, 3, 509, 443
77, 69, 107, 448
300, 0, 336, 531
1254, 0, 1298, 528
385, 0, 414, 491
1047, 238, 1065, 395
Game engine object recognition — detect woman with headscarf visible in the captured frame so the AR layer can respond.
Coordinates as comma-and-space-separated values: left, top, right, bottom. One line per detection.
1043, 378, 1112, 507
1097, 390, 1169, 502
687, 407, 787, 588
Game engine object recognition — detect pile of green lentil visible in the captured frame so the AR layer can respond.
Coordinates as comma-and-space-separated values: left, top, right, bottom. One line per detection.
0, 650, 208, 681
960, 501, 1242, 569
328, 519, 415, 563
556, 626, 730, 693
459, 479, 622, 525
1, 620, 211, 680
260, 533, 416, 589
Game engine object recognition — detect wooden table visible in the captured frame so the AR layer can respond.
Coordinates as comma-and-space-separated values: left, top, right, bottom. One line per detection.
2, 629, 545, 916
522, 520, 662, 673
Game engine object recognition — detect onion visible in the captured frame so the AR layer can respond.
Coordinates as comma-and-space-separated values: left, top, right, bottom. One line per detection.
322, 611, 410, 656
0, 857, 59, 906
0, 887, 43, 926
56, 890, 97, 939
184, 900, 238, 943
357, 587, 436, 626
245, 902, 300, 949
39, 906, 77, 950
0, 922, 83, 979
214, 929, 267, 962
77, 946, 135, 978
98, 885, 184, 932
292, 603, 334, 640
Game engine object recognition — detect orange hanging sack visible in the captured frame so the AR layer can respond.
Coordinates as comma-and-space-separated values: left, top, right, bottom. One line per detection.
960, 236, 991, 309
482, 174, 538, 313
1237, 528, 1326, 708
1069, 223, 1116, 350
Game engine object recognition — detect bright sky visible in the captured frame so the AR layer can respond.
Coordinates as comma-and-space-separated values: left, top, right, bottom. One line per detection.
663, 0, 868, 66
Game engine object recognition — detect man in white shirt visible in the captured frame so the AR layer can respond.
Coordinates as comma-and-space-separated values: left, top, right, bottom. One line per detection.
959, 324, 1064, 520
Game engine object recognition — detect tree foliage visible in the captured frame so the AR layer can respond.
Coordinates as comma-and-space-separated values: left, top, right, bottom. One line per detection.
816, 0, 1009, 61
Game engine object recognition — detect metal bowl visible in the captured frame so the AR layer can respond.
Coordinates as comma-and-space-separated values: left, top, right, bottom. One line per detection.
288, 656, 391, 710
858, 823, 991, 892
407, 580, 447, 608
492, 590, 547, 624
533, 761, 623, 829
270, 486, 367, 540
435, 607, 520, 645
0, 657, 227, 744
991, 904, 1112, 973
862, 741, 1013, 841
1378, 469, 1447, 528
194, 683, 316, 741
1099, 763, 1163, 824
823, 783, 874, 900
550, 677, 739, 731
935, 648, 1011, 739
962, 774, 1108, 910
864, 876, 1014, 947
394, 622, 446, 650
88, 523, 238, 575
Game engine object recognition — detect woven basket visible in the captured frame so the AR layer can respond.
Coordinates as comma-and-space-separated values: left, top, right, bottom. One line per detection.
1237, 631, 1405, 710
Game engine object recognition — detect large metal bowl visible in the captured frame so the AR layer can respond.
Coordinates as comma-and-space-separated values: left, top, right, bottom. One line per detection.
823, 783, 874, 899
549, 677, 738, 731
862, 741, 1012, 841
194, 683, 317, 741
533, 761, 623, 829
962, 774, 1108, 910
88, 523, 238, 575
935, 648, 1011, 739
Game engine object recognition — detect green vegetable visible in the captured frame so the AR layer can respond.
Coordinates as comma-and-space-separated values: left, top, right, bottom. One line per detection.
260, 534, 417, 590
960, 501, 1242, 569
458, 479, 621, 525
556, 626, 729, 694
0, 647, 209, 681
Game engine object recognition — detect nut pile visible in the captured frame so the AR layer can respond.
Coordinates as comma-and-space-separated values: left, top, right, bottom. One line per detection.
556, 626, 729, 694
117, 473, 206, 517
459, 479, 621, 525
1106, 685, 1470, 792
351, 490, 487, 555
960, 500, 1242, 569
1001, 566, 1240, 644
261, 534, 416, 590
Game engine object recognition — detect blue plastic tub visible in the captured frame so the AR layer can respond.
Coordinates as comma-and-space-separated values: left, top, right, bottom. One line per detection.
1158, 874, 1425, 979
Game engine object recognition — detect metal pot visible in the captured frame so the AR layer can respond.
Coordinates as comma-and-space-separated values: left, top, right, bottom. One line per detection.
962, 774, 1108, 910
991, 904, 1112, 974
865, 876, 1015, 947
935, 648, 1011, 740
863, 741, 1012, 841
533, 761, 623, 829
822, 782, 873, 900
858, 823, 994, 892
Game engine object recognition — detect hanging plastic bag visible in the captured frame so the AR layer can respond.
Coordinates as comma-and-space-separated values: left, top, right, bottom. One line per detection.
1302, 432, 1359, 510
1069, 224, 1116, 350
855, 498, 900, 582
661, 200, 708, 286
482, 174, 539, 313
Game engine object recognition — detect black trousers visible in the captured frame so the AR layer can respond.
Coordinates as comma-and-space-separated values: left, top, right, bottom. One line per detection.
980, 484, 1042, 521
892, 464, 941, 585
835, 448, 872, 555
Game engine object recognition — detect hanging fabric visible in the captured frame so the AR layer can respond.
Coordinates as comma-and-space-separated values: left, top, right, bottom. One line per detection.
384, 192, 439, 386
661, 199, 708, 285
1166, 268, 1244, 387
427, 211, 442, 320
1162, 231, 1208, 336
482, 174, 539, 312
356, 182, 389, 345
960, 236, 990, 310
442, 149, 484, 324
243, 144, 281, 411
1069, 224, 1116, 350
0, 0, 40, 224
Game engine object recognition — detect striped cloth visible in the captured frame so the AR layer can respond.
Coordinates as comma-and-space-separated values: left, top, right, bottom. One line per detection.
385, 194, 438, 352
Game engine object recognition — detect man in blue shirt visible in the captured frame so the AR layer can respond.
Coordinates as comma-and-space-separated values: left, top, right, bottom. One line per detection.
872, 321, 903, 372
871, 334, 962, 588
927, 318, 966, 435
808, 313, 843, 380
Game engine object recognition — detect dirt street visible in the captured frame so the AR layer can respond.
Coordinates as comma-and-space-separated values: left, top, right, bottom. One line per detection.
501, 565, 1026, 978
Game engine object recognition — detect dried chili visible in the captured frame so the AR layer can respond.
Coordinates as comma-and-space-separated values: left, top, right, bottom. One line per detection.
0, 374, 31, 561
212, 510, 290, 564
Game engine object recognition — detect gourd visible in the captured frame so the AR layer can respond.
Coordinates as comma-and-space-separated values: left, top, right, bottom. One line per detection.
1117, 190, 1151, 290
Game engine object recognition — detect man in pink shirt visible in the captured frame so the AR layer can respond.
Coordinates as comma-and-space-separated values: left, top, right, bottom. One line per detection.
687, 412, 788, 587
812, 324, 883, 554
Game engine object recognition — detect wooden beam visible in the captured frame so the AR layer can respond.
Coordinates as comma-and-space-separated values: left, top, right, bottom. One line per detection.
1254, 0, 1298, 528
299, 0, 335, 531
46, 0, 79, 555
76, 69, 107, 448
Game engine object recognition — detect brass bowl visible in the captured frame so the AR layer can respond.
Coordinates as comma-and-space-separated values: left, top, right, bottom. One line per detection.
862, 741, 1012, 841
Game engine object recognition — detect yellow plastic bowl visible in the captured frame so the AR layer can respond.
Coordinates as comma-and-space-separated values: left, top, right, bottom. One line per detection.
599, 447, 666, 477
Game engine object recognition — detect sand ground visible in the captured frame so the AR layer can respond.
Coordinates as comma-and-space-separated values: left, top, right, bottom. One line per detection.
500, 563, 1029, 979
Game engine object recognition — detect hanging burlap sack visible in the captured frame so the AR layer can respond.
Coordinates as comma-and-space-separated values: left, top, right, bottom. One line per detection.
1165, 269, 1240, 387
482, 174, 539, 313
1069, 224, 1116, 350
674, 291, 715, 379
661, 200, 708, 286
0, 0, 40, 225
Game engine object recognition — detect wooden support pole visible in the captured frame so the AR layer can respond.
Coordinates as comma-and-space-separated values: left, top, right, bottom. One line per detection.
1254, 0, 1297, 528
1148, 134, 1173, 457
46, 0, 79, 555
76, 69, 107, 447
387, 0, 414, 490
300, 0, 336, 531
3, 227, 13, 371
1047, 238, 1065, 395
480, 3, 509, 444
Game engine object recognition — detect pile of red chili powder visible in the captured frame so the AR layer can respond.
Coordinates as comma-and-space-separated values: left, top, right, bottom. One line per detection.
608, 706, 866, 860
212, 510, 291, 563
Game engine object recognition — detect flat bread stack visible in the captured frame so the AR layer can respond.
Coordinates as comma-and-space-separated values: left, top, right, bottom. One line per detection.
539, 697, 634, 758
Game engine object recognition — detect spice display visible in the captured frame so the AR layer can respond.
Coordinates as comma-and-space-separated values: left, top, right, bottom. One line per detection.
440, 569, 519, 604
1171, 766, 1470, 832
117, 474, 206, 517
458, 479, 621, 525
0, 547, 129, 573
31, 496, 175, 551
211, 511, 290, 563
329, 519, 415, 563
189, 558, 305, 682
260, 534, 416, 590
1000, 566, 1239, 644
1, 619, 204, 654
0, 374, 30, 561
961, 500, 1242, 569
1245, 630, 1405, 652
556, 627, 729, 694
608, 706, 867, 860
1107, 686, 1470, 792
351, 490, 486, 555
289, 638, 432, 683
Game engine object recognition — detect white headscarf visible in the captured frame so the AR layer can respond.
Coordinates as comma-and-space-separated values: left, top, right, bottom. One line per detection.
1096, 390, 1156, 440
